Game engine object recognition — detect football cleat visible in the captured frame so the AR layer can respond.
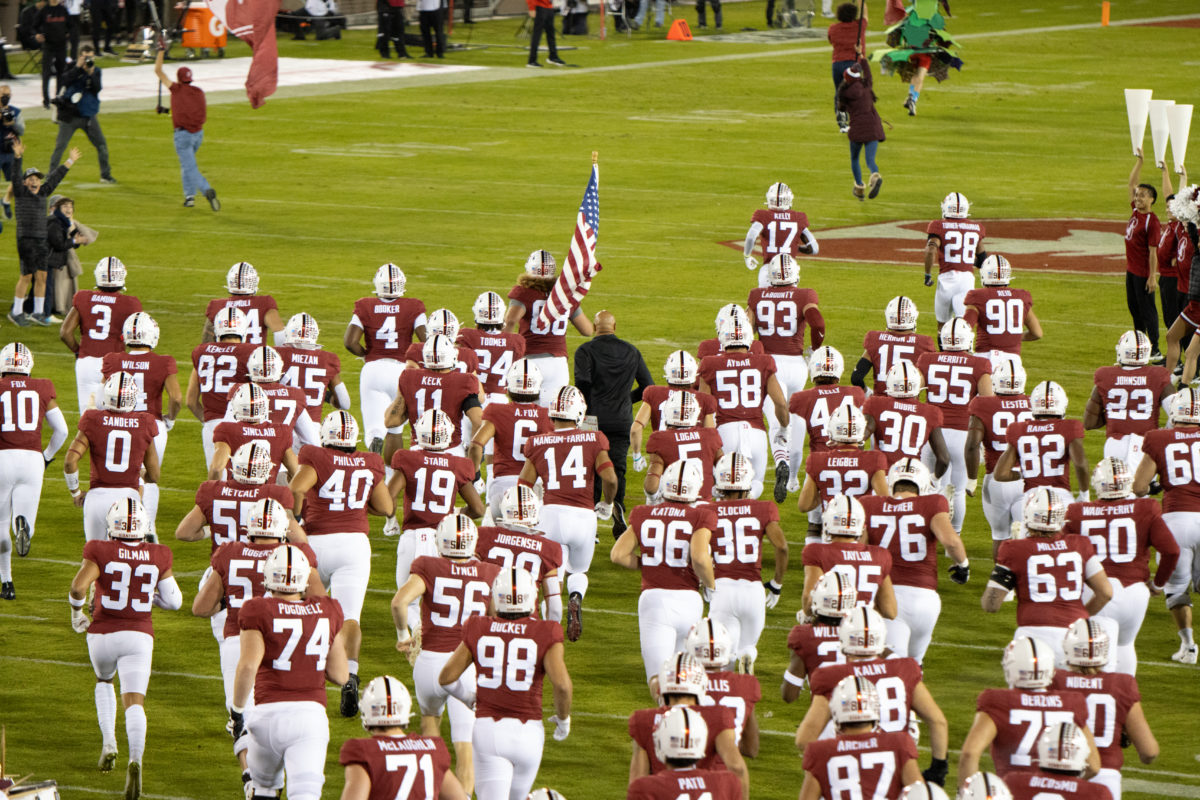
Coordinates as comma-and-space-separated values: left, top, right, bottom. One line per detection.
0, 581, 13, 600
766, 182, 793, 211
941, 191, 969, 219
124, 759, 142, 800
121, 312, 160, 349
566, 592, 583, 642
226, 261, 259, 295
340, 672, 360, 718
829, 674, 880, 726
773, 461, 789, 503
980, 254, 1012, 286
95, 256, 127, 289
652, 706, 709, 764
14, 515, 30, 556
1029, 380, 1068, 417
885, 295, 919, 331
99, 741, 118, 772
263, 545, 311, 593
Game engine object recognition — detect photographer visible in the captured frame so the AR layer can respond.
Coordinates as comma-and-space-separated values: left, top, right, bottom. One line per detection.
154, 48, 219, 210
49, 45, 115, 183
0, 85, 27, 220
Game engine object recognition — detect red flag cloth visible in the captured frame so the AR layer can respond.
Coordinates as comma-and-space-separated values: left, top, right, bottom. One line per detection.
537, 164, 601, 331
225, 0, 282, 108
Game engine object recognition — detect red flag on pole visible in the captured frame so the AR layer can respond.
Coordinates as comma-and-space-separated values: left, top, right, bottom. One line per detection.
224, 0, 282, 108
536, 156, 602, 331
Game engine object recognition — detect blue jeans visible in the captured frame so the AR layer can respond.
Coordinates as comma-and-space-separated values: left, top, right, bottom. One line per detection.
633, 0, 666, 26
849, 139, 878, 184
174, 128, 211, 199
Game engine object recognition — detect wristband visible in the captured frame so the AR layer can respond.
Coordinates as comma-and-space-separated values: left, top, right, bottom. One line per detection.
596, 459, 613, 473
783, 670, 806, 687
68, 593, 84, 609
397, 627, 412, 643
767, 580, 783, 592
65, 470, 80, 492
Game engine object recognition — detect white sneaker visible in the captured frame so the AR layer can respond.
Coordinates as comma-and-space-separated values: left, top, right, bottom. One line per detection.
1171, 643, 1198, 664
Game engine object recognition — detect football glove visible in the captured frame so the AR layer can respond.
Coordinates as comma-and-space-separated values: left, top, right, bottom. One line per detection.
922, 758, 949, 787
702, 584, 715, 604
745, 256, 758, 271
594, 501, 613, 521
632, 452, 647, 472
70, 607, 90, 633
771, 428, 789, 450
924, 273, 934, 287
764, 580, 783, 609
965, 477, 978, 496
230, 709, 246, 742
949, 561, 970, 585
549, 715, 571, 741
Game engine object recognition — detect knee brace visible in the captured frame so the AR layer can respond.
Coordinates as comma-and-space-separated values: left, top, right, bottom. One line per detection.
1166, 592, 1193, 611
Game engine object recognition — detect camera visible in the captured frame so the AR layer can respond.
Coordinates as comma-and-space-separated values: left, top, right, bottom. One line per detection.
84, 57, 95, 68
0, 109, 14, 124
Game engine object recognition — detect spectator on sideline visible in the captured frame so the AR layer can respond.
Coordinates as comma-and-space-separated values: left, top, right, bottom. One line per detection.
417, 0, 446, 58
630, 0, 664, 30
46, 195, 95, 320
90, 0, 119, 56
64, 0, 82, 60
0, 84, 27, 218
49, 45, 116, 184
154, 49, 219, 211
828, 3, 865, 130
376, 0, 410, 58
694, 0, 720, 30
35, 0, 69, 109
526, 0, 564, 67
1126, 149, 1164, 363
18, 1, 46, 52
836, 57, 884, 201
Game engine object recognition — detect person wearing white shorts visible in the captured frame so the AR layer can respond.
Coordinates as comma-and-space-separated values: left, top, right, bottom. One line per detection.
636, 588, 704, 684
934, 270, 974, 323
541, 503, 597, 592
529, 355, 568, 408
717, 421, 768, 501
306, 532, 371, 625
360, 358, 406, 449
245, 700, 331, 800
76, 355, 104, 414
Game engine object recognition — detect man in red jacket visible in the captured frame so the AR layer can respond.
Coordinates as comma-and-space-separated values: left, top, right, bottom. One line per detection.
526, 0, 565, 68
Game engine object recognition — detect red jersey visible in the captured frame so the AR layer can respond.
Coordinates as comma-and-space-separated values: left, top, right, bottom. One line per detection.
699, 352, 777, 429
701, 671, 761, 743
0, 376, 56, 452
249, 381, 311, 432
411, 556, 499, 653
996, 534, 1102, 628
1125, 203, 1161, 278
788, 384, 866, 452
508, 284, 568, 357
191, 342, 253, 422
213, 420, 292, 482
1142, 426, 1200, 513
802, 731, 917, 800
697, 338, 764, 360
748, 286, 820, 355
629, 704, 734, 774
475, 525, 563, 582
640, 385, 718, 431
457, 327, 526, 396
462, 614, 563, 721
974, 687, 1089, 776
863, 395, 943, 466
100, 352, 176, 419
1051, 669, 1142, 771
403, 341, 480, 376
963, 287, 1033, 355
239, 595, 344, 706
861, 493, 950, 590
298, 447, 385, 536
787, 622, 845, 678
279, 347, 342, 423
628, 768, 741, 800
482, 401, 552, 478
917, 351, 991, 430
76, 409, 156, 489
968, 394, 1033, 474
205, 295, 278, 345
351, 296, 426, 363
862, 330, 936, 395
1063, 498, 1179, 587
390, 448, 475, 530
802, 541, 892, 610
1092, 365, 1171, 438
646, 427, 723, 501
211, 540, 319, 638
83, 539, 173, 636
72, 290, 142, 359
397, 368, 481, 449
708, 498, 778, 581
927, 219, 986, 273
628, 502, 717, 592
750, 208, 810, 261
805, 447, 888, 505
1005, 770, 1113, 800
810, 657, 925, 733
338, 735, 453, 800
523, 428, 609, 509
1005, 418, 1085, 491
194, 480, 294, 551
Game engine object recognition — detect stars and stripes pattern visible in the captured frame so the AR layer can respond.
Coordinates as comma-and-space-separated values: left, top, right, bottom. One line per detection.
537, 163, 602, 330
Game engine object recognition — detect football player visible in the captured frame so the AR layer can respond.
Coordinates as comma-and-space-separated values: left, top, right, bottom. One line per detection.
1085, 331, 1172, 472
278, 311, 352, 426
187, 305, 253, 464
924, 192, 986, 326
697, 304, 765, 361
796, 405, 889, 543
1050, 619, 1158, 800
64, 371, 160, 542
339, 675, 467, 800
60, 256, 143, 414
800, 493, 896, 618
69, 499, 181, 796
1002, 723, 1112, 800
345, 263, 428, 453
232, 545, 348, 800
504, 250, 594, 406
243, 344, 320, 449
0, 342, 67, 598
798, 675, 921, 800
863, 360, 949, 471
405, 308, 480, 374
983, 489, 1113, 667
210, 382, 299, 483
202, 262, 283, 346
613, 459, 716, 685
706, 452, 786, 672
627, 706, 742, 800
440, 567, 572, 800
742, 182, 818, 288
782, 571, 855, 703
1133, 385, 1200, 663
861, 458, 968, 663
392, 514, 500, 797
386, 334, 483, 459
917, 318, 993, 531
475, 485, 564, 621
958, 773, 1014, 800
962, 254, 1042, 369
850, 295, 935, 395
460, 291, 527, 406
631, 350, 718, 469
519, 384, 617, 641
289, 410, 392, 716
996, 380, 1089, 514
684, 618, 762, 756
1064, 457, 1179, 674
643, 391, 724, 505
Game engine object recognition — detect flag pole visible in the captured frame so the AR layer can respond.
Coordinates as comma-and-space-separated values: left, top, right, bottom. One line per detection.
592, 151, 598, 165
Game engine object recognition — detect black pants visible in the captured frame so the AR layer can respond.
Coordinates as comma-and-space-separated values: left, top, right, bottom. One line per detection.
377, 1, 408, 56
1126, 271, 1160, 351
92, 0, 119, 51
67, 14, 82, 60
418, 8, 445, 57
1161, 278, 1184, 333
528, 5, 557, 64
41, 42, 66, 104
695, 0, 720, 27
460, 0, 472, 23
595, 426, 630, 511
17, 236, 48, 276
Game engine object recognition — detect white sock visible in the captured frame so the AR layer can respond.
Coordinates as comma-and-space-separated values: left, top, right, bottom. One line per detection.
33, 296, 43, 315
566, 572, 588, 598
95, 683, 117, 746
141, 483, 160, 529
0, 533, 11, 581
125, 703, 147, 763
1182, 628, 1195, 648
11, 297, 21, 316
347, 659, 358, 675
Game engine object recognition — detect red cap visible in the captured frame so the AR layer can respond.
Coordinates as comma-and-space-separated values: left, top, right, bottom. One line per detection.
177, 67, 193, 83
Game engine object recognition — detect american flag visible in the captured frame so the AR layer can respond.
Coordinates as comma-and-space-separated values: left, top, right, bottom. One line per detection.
537, 163, 602, 330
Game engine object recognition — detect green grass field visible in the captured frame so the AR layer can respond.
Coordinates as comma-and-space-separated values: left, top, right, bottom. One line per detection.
3, 1, 1200, 797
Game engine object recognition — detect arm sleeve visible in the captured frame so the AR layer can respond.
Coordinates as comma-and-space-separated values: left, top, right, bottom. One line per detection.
804, 306, 825, 348
296, 410, 322, 448
44, 406, 68, 459
801, 227, 819, 255
333, 382, 351, 410
850, 356, 873, 390
154, 576, 183, 610
744, 222, 763, 257
630, 350, 654, 405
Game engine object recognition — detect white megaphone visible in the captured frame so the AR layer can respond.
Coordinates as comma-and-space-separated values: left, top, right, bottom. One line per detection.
1169, 104, 1192, 174
1125, 89, 1152, 156
1149, 99, 1175, 168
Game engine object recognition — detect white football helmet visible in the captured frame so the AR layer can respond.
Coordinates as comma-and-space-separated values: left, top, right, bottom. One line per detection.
959, 772, 1013, 800
284, 312, 320, 349
809, 345, 845, 380
121, 312, 160, 349
885, 360, 922, 399
717, 313, 754, 350
652, 706, 709, 765
714, 452, 754, 494
246, 498, 290, 541
0, 342, 34, 375
714, 303, 748, 334
768, 253, 799, 286
939, 317, 974, 352
663, 350, 699, 387
766, 181, 793, 211
413, 409, 454, 452
1023, 487, 1067, 533
436, 513, 478, 559
941, 191, 970, 219
888, 457, 932, 496
320, 410, 359, 449
226, 261, 259, 295
94, 256, 127, 289
822, 493, 866, 541
1063, 618, 1109, 669
231, 440, 274, 485
105, 497, 149, 541
685, 617, 733, 669
1037, 722, 1090, 773
373, 263, 407, 299
548, 385, 587, 425
810, 570, 857, 620
839, 606, 887, 657
507, 358, 543, 398
885, 295, 919, 331
247, 345, 284, 384
213, 306, 249, 340
229, 382, 269, 424
980, 254, 1012, 286
900, 782, 950, 800
826, 403, 867, 445
360, 675, 412, 729
422, 334, 457, 371
492, 567, 538, 616
527, 791, 568, 800
658, 652, 708, 699
262, 545, 311, 594
1170, 387, 1200, 425
662, 459, 704, 503
473, 291, 505, 326
499, 485, 541, 531
829, 674, 880, 726
427, 308, 460, 341
991, 359, 1027, 395
1029, 380, 1068, 417
1093, 456, 1133, 500
1002, 636, 1056, 689
1115, 330, 1151, 367
663, 390, 701, 429
100, 371, 138, 412
525, 249, 557, 278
